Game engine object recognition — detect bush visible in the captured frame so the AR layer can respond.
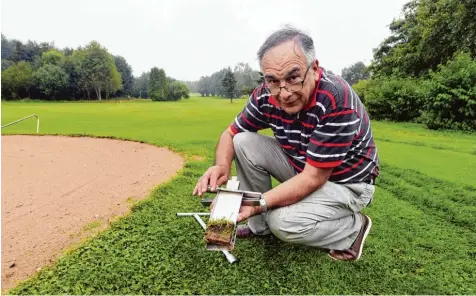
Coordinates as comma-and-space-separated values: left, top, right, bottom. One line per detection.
364, 77, 427, 121
423, 52, 476, 131
149, 67, 168, 101
168, 81, 190, 101
352, 79, 369, 103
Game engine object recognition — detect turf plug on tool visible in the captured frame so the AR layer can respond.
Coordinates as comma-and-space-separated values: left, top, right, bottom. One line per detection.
204, 217, 236, 248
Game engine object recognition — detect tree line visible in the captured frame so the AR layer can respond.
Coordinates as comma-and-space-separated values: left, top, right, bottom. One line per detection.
341, 0, 476, 132
184, 62, 264, 98
1, 35, 189, 101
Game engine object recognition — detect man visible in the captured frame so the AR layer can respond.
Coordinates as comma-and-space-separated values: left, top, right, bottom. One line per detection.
193, 26, 379, 261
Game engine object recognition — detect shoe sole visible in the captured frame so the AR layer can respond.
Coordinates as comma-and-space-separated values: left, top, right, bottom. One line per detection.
328, 214, 372, 261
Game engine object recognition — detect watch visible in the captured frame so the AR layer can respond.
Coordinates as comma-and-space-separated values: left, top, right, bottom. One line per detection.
259, 196, 268, 213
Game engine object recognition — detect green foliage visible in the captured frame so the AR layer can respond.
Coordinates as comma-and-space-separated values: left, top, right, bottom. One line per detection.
198, 75, 212, 96
40, 50, 64, 67
369, 0, 476, 78
168, 81, 190, 101
132, 71, 150, 98
2, 59, 14, 71
148, 67, 169, 101
107, 66, 123, 99
362, 0, 476, 132
74, 41, 122, 100
1, 61, 34, 98
0, 35, 134, 101
2, 99, 476, 294
233, 62, 261, 97
351, 79, 369, 103
364, 77, 427, 121
423, 51, 476, 131
221, 67, 237, 102
33, 64, 69, 99
197, 63, 261, 97
114, 56, 133, 96
60, 55, 81, 100
341, 61, 369, 85
1, 34, 54, 64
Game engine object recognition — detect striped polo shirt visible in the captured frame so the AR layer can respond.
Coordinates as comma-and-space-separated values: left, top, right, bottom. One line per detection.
229, 67, 379, 185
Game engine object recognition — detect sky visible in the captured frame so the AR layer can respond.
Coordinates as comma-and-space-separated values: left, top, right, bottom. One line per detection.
1, 0, 409, 81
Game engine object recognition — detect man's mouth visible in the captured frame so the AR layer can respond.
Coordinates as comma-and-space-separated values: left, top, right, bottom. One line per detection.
283, 100, 297, 107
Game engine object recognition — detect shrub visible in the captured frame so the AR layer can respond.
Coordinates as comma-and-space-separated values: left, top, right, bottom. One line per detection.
352, 79, 369, 103
364, 77, 427, 122
423, 52, 476, 131
168, 81, 190, 101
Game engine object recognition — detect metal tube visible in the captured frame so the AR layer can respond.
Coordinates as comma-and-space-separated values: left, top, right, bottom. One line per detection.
192, 214, 208, 230
207, 186, 262, 198
2, 114, 39, 133
176, 213, 210, 217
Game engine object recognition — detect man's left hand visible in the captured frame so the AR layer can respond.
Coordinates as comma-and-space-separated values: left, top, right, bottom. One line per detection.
209, 199, 262, 222
237, 205, 262, 222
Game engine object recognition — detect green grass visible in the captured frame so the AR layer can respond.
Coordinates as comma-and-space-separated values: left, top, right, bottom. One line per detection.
83, 221, 103, 231
371, 120, 476, 155
2, 97, 476, 294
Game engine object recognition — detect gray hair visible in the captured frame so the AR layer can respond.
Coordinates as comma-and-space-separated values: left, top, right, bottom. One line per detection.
257, 25, 316, 68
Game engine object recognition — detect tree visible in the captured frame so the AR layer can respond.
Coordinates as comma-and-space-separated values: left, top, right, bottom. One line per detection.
211, 69, 227, 97
368, 0, 476, 78
423, 51, 476, 131
61, 55, 81, 100
74, 41, 121, 100
1, 34, 14, 60
341, 61, 369, 85
114, 55, 133, 97
1, 61, 34, 98
149, 67, 168, 101
183, 80, 199, 93
233, 62, 261, 97
222, 67, 236, 103
132, 71, 150, 98
106, 66, 123, 99
198, 76, 212, 97
33, 64, 69, 100
168, 81, 190, 101
256, 72, 265, 85
40, 49, 64, 66
2, 59, 14, 71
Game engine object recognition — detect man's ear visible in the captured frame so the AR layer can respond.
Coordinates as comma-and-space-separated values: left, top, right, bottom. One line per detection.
312, 59, 320, 80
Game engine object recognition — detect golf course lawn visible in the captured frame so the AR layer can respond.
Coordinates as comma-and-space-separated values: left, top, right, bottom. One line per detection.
2, 97, 476, 294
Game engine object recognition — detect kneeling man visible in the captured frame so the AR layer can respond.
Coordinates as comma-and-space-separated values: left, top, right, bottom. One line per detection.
193, 26, 379, 261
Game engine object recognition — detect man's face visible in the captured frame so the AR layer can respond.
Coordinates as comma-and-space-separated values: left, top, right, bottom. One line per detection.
261, 40, 319, 114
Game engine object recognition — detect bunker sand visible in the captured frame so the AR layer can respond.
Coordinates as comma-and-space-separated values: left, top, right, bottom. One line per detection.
1, 135, 184, 290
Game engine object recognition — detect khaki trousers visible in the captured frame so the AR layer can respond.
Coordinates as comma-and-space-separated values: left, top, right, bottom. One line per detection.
233, 132, 374, 250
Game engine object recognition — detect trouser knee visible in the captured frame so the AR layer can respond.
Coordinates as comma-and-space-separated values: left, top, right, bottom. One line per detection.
266, 209, 321, 245
233, 132, 256, 154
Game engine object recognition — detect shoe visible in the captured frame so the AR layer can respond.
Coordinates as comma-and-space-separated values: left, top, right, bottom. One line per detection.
236, 224, 255, 238
328, 213, 372, 261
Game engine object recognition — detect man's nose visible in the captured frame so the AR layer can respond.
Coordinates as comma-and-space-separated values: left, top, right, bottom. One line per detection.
278, 86, 292, 100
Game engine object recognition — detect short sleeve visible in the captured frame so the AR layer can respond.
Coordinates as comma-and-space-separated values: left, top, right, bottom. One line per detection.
229, 92, 270, 134
306, 108, 360, 168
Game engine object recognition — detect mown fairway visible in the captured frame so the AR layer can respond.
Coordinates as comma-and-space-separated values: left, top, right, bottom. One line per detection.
2, 97, 476, 294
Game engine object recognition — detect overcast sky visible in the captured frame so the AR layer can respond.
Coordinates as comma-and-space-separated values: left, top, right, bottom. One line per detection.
1, 0, 408, 81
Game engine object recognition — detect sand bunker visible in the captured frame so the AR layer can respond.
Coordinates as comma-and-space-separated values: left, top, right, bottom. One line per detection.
1, 135, 184, 290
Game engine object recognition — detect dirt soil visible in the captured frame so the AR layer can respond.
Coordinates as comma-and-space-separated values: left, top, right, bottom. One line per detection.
1, 135, 184, 290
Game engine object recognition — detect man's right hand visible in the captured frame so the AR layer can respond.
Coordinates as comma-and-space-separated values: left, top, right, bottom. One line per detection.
192, 165, 230, 197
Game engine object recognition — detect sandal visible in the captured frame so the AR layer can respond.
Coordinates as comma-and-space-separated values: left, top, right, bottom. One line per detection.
328, 213, 372, 261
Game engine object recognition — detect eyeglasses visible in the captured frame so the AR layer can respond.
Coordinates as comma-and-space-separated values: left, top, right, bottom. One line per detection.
265, 63, 313, 96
